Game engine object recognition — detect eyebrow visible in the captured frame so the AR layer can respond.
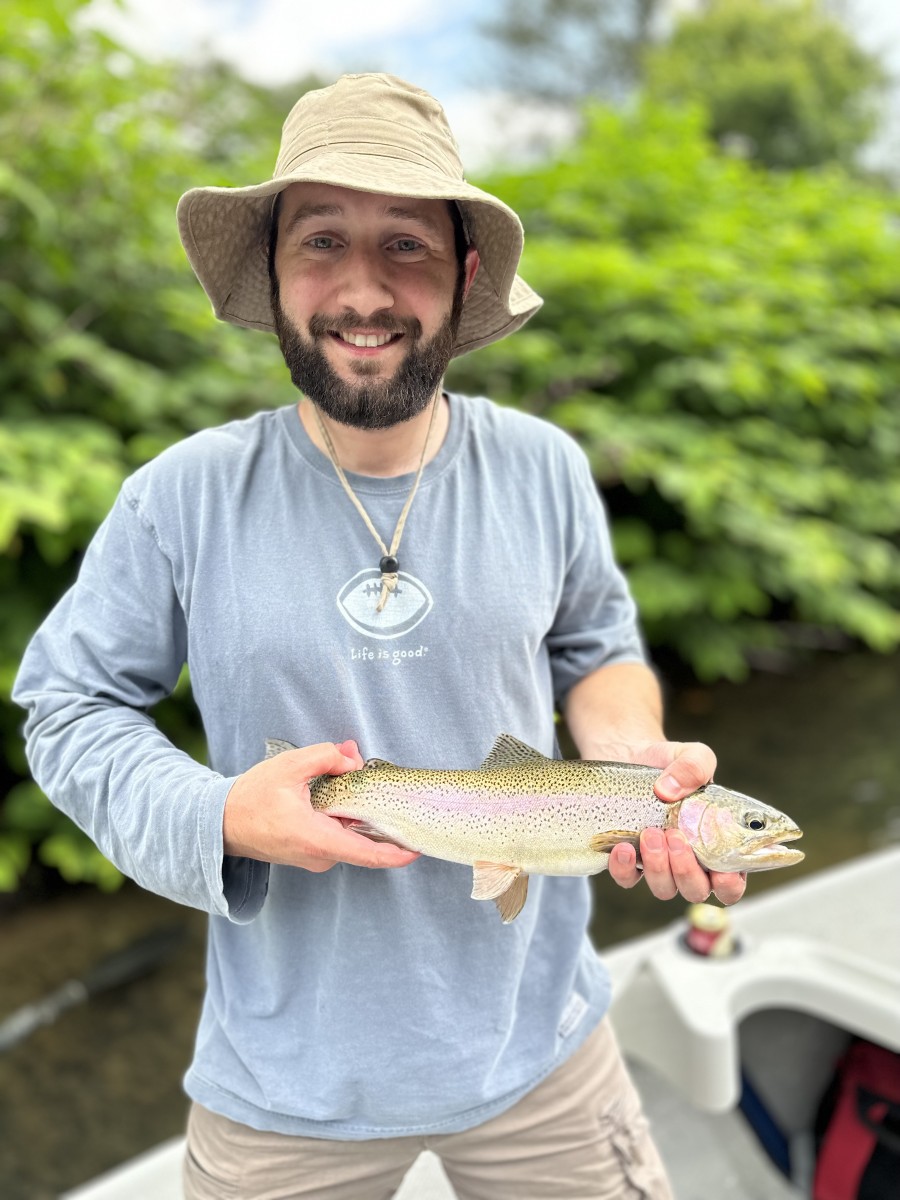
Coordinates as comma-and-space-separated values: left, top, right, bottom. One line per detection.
282, 201, 446, 240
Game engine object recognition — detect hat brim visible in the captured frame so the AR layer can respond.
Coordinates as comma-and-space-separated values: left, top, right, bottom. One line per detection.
176, 158, 542, 357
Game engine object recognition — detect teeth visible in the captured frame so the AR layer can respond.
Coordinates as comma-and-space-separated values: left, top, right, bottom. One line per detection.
338, 331, 397, 348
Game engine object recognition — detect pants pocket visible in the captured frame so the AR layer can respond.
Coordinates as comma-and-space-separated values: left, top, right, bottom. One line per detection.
182, 1105, 245, 1200
600, 1092, 672, 1200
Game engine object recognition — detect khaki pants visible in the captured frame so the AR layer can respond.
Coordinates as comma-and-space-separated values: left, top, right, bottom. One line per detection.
182, 1017, 673, 1200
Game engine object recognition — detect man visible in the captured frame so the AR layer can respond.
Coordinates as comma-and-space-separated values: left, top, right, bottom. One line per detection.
14, 74, 744, 1198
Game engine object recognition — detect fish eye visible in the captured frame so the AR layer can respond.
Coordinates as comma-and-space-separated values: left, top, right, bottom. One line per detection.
743, 811, 768, 832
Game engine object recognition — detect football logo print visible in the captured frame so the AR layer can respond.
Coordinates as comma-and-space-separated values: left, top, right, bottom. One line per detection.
336, 569, 433, 639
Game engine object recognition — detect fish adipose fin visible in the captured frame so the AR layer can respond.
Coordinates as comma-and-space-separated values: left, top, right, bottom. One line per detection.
480, 734, 550, 771
589, 830, 642, 853
364, 757, 395, 769
265, 738, 299, 759
471, 862, 529, 923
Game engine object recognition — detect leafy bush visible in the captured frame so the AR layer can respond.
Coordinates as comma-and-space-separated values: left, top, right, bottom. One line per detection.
4, 5, 900, 892
449, 102, 900, 679
0, 1, 305, 888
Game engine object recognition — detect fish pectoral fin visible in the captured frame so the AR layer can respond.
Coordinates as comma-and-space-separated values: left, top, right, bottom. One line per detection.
265, 737, 299, 759
480, 733, 550, 770
471, 862, 529, 923
589, 830, 642, 853
347, 821, 411, 850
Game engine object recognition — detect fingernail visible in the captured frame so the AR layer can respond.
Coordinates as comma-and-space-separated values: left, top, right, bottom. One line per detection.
668, 833, 686, 856
643, 829, 663, 851
658, 775, 681, 797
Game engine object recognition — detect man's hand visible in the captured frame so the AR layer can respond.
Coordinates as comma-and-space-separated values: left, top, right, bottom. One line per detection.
600, 739, 747, 906
223, 740, 419, 873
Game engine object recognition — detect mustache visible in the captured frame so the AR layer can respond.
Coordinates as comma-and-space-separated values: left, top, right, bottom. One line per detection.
308, 312, 423, 340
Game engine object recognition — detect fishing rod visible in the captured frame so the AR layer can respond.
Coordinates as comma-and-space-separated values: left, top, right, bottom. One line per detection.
0, 924, 186, 1053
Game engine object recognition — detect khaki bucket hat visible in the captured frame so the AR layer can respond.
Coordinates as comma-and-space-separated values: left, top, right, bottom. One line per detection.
176, 73, 542, 357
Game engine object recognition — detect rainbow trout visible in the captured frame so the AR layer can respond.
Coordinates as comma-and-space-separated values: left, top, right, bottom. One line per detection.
265, 733, 804, 922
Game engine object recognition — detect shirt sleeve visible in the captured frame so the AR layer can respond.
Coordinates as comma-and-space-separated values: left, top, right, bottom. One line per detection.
546, 446, 647, 706
11, 484, 268, 923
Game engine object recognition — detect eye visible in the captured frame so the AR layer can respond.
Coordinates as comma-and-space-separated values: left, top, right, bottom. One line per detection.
391, 238, 425, 253
306, 235, 337, 250
743, 811, 768, 832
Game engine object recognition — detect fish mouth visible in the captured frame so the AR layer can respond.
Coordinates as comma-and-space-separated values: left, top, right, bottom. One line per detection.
744, 827, 804, 868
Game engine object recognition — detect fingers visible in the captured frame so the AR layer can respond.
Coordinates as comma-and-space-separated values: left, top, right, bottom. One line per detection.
653, 741, 717, 803
335, 739, 365, 770
275, 740, 362, 783
608, 842, 643, 889
708, 868, 747, 907
303, 811, 420, 872
223, 740, 419, 871
618, 828, 744, 905
639, 829, 710, 902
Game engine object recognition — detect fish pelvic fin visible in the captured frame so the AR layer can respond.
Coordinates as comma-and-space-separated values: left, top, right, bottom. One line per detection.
471, 862, 529, 923
265, 738, 299, 759
589, 830, 642, 854
495, 874, 529, 924
480, 734, 550, 770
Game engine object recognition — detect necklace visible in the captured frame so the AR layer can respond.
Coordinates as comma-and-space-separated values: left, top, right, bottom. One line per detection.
310, 394, 441, 613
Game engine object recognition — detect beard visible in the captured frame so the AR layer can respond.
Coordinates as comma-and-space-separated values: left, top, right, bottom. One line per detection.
271, 275, 465, 431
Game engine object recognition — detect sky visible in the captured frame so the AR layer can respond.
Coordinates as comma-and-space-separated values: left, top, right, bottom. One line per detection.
80, 0, 900, 171
80, 0, 566, 170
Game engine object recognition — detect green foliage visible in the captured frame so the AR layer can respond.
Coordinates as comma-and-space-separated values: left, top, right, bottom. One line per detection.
449, 101, 900, 678
4, 3, 900, 894
0, 0, 305, 889
644, 0, 886, 169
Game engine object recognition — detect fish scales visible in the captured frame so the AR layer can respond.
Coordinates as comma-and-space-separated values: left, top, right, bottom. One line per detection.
265, 733, 804, 923
309, 761, 668, 876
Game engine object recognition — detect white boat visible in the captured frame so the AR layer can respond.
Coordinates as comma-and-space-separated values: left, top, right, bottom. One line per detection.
63, 846, 900, 1200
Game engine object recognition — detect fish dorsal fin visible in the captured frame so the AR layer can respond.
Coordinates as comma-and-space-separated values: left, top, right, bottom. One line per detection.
480, 734, 550, 771
471, 863, 531, 924
364, 757, 395, 769
265, 737, 298, 759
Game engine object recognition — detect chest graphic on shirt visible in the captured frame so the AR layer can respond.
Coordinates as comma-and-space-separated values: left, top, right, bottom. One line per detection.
336, 568, 434, 639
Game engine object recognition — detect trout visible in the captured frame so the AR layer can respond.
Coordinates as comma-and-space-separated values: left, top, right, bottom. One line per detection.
265, 733, 804, 922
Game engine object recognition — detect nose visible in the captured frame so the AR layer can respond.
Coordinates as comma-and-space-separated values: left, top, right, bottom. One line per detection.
334, 245, 394, 317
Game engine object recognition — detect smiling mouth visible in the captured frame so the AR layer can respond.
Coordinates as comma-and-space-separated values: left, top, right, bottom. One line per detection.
330, 330, 404, 349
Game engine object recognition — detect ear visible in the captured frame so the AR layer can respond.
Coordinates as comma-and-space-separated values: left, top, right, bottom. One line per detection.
462, 247, 480, 299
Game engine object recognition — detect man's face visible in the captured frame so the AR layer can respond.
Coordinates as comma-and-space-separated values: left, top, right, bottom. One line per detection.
270, 182, 478, 430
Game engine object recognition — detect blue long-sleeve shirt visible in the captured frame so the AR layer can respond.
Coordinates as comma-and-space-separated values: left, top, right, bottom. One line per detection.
13, 395, 645, 1138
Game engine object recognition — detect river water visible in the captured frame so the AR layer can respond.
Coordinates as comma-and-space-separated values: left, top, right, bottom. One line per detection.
1, 651, 898, 1199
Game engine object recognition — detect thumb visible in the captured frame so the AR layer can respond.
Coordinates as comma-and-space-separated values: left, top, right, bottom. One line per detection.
335, 739, 365, 769
278, 741, 361, 786
654, 742, 716, 803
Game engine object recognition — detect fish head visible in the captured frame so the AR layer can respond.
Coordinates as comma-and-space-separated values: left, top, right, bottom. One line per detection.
676, 784, 804, 873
